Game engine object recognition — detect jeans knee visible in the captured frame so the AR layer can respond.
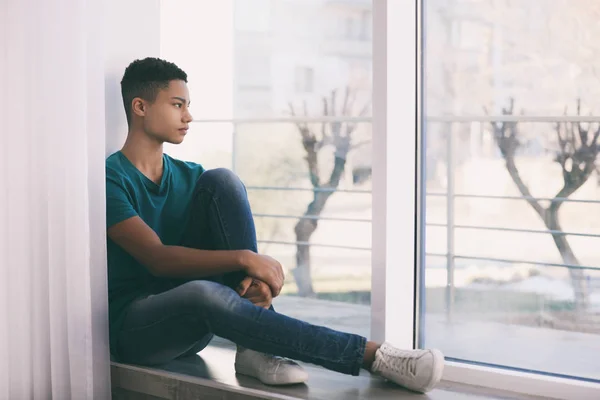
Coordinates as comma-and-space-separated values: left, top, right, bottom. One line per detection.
178, 280, 242, 316
198, 168, 244, 192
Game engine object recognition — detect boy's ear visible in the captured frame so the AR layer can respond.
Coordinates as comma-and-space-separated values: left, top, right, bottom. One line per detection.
132, 98, 146, 117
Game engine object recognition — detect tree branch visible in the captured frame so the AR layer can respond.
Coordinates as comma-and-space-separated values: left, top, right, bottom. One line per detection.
326, 156, 346, 188
592, 125, 600, 147
576, 99, 588, 146
504, 156, 547, 219
487, 100, 546, 219
346, 100, 372, 138
289, 102, 321, 188
318, 97, 331, 150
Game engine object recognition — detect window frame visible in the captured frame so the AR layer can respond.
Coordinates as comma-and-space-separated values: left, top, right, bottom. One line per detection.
370, 1, 600, 398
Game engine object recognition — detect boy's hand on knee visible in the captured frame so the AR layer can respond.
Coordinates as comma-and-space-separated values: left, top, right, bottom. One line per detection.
240, 251, 285, 297
236, 277, 273, 308
236, 276, 254, 297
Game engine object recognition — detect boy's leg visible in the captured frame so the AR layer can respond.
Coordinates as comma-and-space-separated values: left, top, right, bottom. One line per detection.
158, 167, 264, 360
118, 279, 366, 375
174, 167, 276, 354
176, 168, 310, 384
117, 279, 443, 393
180, 167, 259, 289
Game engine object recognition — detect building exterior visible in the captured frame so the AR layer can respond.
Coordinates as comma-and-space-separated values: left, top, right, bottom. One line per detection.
233, 0, 372, 117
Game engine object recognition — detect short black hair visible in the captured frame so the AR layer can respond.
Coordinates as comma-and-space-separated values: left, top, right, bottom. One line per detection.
120, 57, 188, 124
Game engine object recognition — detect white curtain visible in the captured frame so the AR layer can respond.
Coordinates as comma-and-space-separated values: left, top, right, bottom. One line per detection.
0, 0, 111, 398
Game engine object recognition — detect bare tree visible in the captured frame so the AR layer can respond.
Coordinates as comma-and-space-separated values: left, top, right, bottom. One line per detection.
288, 87, 370, 297
487, 98, 599, 310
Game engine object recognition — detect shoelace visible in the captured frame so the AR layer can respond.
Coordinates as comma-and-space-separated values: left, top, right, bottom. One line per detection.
261, 353, 296, 366
381, 349, 420, 376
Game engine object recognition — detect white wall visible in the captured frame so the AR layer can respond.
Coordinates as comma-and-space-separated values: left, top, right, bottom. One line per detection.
104, 0, 162, 156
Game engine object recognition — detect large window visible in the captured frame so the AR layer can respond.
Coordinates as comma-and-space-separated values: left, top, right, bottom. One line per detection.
160, 0, 599, 396
422, 0, 600, 383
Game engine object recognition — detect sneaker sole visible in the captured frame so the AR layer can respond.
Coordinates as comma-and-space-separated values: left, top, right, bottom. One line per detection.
234, 363, 309, 386
421, 349, 445, 393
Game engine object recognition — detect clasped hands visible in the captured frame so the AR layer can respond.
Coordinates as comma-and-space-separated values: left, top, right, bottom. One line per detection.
237, 251, 286, 308
236, 276, 274, 308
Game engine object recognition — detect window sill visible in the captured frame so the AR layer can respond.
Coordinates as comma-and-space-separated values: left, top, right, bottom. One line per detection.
444, 361, 600, 400
110, 340, 551, 400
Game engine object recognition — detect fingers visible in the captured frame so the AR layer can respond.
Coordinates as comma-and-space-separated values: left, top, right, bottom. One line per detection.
269, 280, 281, 298
249, 254, 285, 297
273, 275, 283, 297
266, 269, 281, 297
271, 284, 281, 298
244, 280, 271, 298
258, 283, 272, 302
266, 275, 281, 298
245, 281, 273, 309
236, 276, 253, 296
272, 262, 284, 297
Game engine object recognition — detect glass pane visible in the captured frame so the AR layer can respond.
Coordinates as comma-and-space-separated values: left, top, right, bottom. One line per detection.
421, 0, 600, 381
232, 0, 373, 337
234, 119, 372, 338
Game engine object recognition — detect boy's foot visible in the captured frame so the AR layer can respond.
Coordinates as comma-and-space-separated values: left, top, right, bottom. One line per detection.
370, 342, 444, 393
234, 348, 308, 386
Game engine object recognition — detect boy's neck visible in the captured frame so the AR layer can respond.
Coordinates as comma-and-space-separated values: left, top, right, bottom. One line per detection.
120, 130, 165, 180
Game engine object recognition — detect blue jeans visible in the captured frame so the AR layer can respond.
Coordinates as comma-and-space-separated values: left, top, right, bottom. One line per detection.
116, 168, 367, 375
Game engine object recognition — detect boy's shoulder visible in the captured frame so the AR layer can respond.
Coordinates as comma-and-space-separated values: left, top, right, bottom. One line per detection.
104, 151, 205, 180
105, 151, 128, 178
106, 151, 122, 161
164, 153, 205, 174
106, 150, 124, 166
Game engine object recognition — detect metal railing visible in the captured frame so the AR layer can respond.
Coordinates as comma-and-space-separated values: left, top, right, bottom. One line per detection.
253, 213, 372, 223
258, 240, 371, 251
246, 185, 372, 194
427, 192, 600, 204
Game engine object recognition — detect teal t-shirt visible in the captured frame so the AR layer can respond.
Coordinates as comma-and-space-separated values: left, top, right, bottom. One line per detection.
105, 151, 205, 356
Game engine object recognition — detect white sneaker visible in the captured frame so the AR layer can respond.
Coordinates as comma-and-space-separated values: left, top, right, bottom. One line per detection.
370, 343, 444, 393
234, 348, 309, 386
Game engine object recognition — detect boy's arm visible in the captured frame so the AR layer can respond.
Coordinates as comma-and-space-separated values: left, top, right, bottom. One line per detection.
107, 216, 285, 296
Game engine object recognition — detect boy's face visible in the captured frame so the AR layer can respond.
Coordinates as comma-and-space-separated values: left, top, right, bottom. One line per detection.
140, 79, 193, 144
